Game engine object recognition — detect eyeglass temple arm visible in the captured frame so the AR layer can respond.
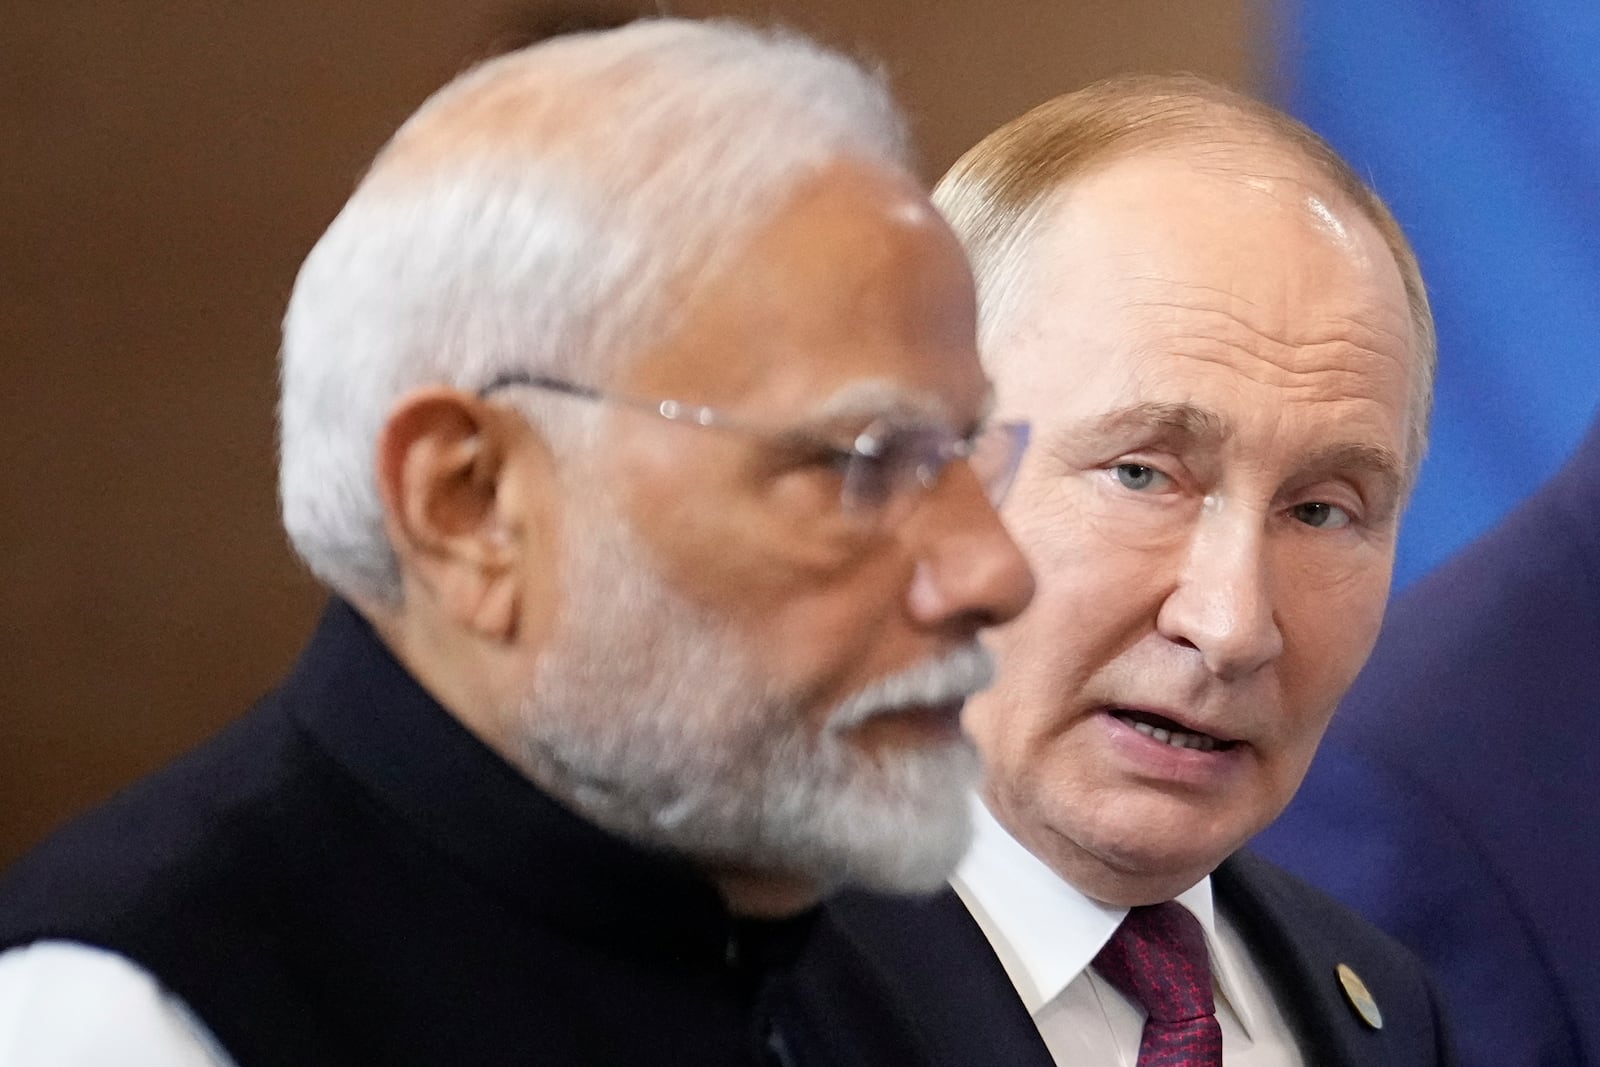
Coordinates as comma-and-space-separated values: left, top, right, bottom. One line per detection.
479, 372, 602, 402
479, 372, 737, 433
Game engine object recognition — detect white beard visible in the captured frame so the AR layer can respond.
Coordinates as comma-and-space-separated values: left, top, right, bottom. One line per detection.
517, 503, 987, 895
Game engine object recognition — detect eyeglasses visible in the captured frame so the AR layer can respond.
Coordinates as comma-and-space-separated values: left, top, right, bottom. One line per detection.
479, 371, 1029, 527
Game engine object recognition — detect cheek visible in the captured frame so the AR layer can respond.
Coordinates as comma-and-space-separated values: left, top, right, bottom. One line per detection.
993, 501, 1166, 688
1278, 557, 1392, 706
761, 573, 895, 664
1004, 488, 1104, 619
736, 553, 924, 724
619, 456, 926, 717
1268, 563, 1392, 797
965, 681, 1103, 834
968, 561, 1111, 774
622, 473, 837, 623
1005, 472, 1190, 600
963, 681, 1053, 797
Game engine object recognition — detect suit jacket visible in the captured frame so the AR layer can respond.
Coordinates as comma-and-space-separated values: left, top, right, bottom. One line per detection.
1255, 410, 1600, 1067
0, 600, 933, 1067
825, 851, 1456, 1066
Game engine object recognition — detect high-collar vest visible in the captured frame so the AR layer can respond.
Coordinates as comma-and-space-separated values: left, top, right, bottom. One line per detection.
0, 601, 930, 1066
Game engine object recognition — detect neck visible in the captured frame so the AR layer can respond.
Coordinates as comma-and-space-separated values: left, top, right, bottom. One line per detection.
708, 866, 824, 918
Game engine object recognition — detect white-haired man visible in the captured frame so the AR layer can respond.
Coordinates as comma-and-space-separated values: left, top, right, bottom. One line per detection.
0, 20, 1033, 1065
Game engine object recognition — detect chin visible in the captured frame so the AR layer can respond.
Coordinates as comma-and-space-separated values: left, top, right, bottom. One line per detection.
1055, 807, 1249, 903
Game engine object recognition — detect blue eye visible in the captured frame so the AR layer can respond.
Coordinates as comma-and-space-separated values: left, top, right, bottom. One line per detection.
1291, 501, 1352, 529
1113, 463, 1163, 491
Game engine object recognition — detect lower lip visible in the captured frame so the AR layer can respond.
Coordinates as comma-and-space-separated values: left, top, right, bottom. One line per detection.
1097, 710, 1246, 789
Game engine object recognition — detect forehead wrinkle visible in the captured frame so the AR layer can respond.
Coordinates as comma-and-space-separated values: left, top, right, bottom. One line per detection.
1125, 277, 1264, 311
1144, 338, 1398, 410
1321, 312, 1413, 361
1124, 283, 1316, 351
1124, 286, 1406, 388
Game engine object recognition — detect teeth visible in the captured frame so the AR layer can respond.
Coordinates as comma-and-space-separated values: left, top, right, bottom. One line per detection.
1117, 714, 1219, 753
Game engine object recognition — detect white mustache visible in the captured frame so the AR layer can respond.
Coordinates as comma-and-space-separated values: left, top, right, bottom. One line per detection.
826, 644, 997, 732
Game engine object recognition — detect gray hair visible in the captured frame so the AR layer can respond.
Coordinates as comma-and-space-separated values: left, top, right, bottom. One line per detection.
280, 18, 910, 604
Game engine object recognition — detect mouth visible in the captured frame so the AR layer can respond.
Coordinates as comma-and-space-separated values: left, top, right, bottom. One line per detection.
1108, 707, 1238, 754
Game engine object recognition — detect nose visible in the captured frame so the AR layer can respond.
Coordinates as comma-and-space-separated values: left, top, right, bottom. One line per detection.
1156, 507, 1283, 679
905, 461, 1035, 632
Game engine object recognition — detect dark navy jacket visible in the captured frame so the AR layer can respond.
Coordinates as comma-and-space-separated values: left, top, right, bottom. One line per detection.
826, 852, 1457, 1066
1255, 410, 1600, 1067
0, 601, 933, 1067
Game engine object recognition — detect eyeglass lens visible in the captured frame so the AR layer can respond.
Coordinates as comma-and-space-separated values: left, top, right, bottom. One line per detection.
841, 421, 1027, 522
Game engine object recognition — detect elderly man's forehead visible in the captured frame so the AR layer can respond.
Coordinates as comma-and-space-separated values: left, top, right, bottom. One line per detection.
1049, 130, 1344, 209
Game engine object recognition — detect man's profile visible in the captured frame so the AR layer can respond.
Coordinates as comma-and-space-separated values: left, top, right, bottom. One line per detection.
0, 19, 1033, 1065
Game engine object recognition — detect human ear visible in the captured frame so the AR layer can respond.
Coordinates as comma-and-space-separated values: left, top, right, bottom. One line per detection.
376, 387, 556, 641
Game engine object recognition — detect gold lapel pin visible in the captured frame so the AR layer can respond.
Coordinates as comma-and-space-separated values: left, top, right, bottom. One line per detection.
1336, 963, 1383, 1030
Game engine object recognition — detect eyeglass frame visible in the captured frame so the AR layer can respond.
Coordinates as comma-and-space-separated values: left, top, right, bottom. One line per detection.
477, 371, 1030, 525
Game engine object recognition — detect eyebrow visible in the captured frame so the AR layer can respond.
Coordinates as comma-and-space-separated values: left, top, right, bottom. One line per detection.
1052, 401, 1228, 453
1052, 400, 1406, 507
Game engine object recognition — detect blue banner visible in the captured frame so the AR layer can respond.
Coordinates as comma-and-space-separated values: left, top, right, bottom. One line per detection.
1275, 0, 1600, 589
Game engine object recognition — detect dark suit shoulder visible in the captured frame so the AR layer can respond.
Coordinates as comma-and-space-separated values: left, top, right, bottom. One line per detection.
820, 888, 1055, 1067
0, 694, 333, 945
0, 694, 348, 1064
1217, 852, 1457, 1066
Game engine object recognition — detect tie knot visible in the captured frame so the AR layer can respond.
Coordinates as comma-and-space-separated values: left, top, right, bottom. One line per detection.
1092, 901, 1215, 1024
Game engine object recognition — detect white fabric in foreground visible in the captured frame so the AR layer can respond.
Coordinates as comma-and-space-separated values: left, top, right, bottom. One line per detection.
0, 940, 236, 1067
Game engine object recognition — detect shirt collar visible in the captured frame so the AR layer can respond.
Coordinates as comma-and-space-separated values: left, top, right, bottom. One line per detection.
951, 796, 1260, 1039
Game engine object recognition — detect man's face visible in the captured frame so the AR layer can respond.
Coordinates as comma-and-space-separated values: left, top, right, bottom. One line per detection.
518, 161, 1034, 900
969, 150, 1416, 905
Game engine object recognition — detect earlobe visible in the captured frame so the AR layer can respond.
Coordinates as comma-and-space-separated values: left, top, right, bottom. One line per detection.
377, 388, 534, 640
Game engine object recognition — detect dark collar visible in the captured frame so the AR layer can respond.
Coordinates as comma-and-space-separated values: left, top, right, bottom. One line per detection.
282, 599, 749, 967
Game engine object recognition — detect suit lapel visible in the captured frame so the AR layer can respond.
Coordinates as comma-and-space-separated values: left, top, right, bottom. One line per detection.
1214, 853, 1368, 1067
823, 888, 1056, 1067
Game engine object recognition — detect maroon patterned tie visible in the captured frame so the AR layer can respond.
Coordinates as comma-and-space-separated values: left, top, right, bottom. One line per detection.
1091, 902, 1223, 1067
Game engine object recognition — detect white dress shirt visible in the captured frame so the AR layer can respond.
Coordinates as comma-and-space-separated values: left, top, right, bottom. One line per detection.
952, 799, 1306, 1066
0, 941, 235, 1066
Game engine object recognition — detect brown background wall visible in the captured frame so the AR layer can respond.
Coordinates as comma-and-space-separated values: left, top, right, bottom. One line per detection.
0, 0, 1256, 867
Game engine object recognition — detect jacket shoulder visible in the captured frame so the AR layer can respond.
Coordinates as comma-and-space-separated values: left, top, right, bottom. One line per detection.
1218, 851, 1458, 1065
0, 696, 334, 948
